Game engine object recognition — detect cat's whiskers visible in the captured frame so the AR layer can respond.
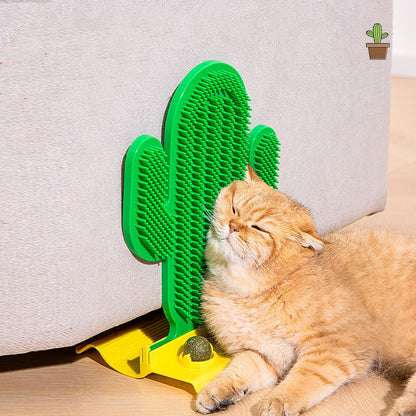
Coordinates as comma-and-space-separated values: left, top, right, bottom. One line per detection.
234, 237, 272, 272
240, 240, 274, 273
204, 208, 216, 223
249, 254, 274, 273
205, 213, 222, 237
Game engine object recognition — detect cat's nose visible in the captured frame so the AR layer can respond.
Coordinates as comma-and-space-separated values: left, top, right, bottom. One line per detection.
229, 223, 239, 234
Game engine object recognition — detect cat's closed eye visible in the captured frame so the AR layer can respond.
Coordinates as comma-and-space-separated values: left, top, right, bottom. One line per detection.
251, 224, 269, 233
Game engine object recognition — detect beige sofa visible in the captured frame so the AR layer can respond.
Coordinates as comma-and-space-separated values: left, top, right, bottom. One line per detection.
1, 0, 392, 356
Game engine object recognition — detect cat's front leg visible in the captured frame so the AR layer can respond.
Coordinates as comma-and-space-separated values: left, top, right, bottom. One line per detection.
254, 346, 372, 416
195, 350, 279, 414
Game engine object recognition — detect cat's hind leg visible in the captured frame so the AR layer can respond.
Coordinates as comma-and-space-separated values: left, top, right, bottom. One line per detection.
254, 342, 373, 416
390, 372, 416, 416
195, 350, 279, 414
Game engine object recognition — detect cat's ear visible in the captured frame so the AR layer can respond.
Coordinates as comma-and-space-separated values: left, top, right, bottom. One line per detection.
294, 230, 325, 252
244, 164, 262, 183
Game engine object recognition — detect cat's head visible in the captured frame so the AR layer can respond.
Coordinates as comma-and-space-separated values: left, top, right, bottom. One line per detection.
206, 166, 323, 279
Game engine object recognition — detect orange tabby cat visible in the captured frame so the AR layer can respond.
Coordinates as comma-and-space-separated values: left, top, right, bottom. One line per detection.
196, 166, 416, 416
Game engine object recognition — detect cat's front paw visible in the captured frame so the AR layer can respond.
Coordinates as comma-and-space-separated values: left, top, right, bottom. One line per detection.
195, 382, 248, 414
254, 397, 300, 416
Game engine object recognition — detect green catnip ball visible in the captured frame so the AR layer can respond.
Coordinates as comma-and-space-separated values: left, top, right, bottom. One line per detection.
183, 336, 212, 362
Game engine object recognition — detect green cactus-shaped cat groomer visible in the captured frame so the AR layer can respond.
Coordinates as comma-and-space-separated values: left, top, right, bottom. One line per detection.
123, 61, 279, 346
121, 61, 279, 390
366, 23, 390, 60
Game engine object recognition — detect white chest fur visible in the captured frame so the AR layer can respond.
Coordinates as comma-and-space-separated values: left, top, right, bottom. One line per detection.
202, 283, 296, 374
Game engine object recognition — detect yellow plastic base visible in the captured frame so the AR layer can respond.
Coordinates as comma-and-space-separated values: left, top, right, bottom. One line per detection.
76, 314, 229, 393
76, 311, 170, 378
143, 328, 230, 392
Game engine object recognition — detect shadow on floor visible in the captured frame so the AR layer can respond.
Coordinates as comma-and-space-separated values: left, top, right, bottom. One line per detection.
0, 346, 80, 373
0, 308, 166, 374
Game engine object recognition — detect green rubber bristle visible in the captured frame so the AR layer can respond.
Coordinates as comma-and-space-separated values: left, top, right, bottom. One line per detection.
122, 61, 280, 349
249, 125, 280, 189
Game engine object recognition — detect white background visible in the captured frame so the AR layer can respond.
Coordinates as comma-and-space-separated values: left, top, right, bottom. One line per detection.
393, 0, 416, 77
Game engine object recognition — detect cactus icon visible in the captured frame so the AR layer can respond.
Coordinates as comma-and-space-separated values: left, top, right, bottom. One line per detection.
122, 61, 280, 348
366, 23, 390, 60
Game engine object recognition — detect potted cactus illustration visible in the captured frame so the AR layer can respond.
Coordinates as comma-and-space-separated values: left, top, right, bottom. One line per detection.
366, 23, 390, 60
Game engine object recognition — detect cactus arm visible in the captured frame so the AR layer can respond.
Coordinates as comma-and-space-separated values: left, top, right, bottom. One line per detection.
381, 32, 389, 39
366, 30, 374, 38
122, 135, 175, 262
123, 134, 190, 347
248, 125, 280, 189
